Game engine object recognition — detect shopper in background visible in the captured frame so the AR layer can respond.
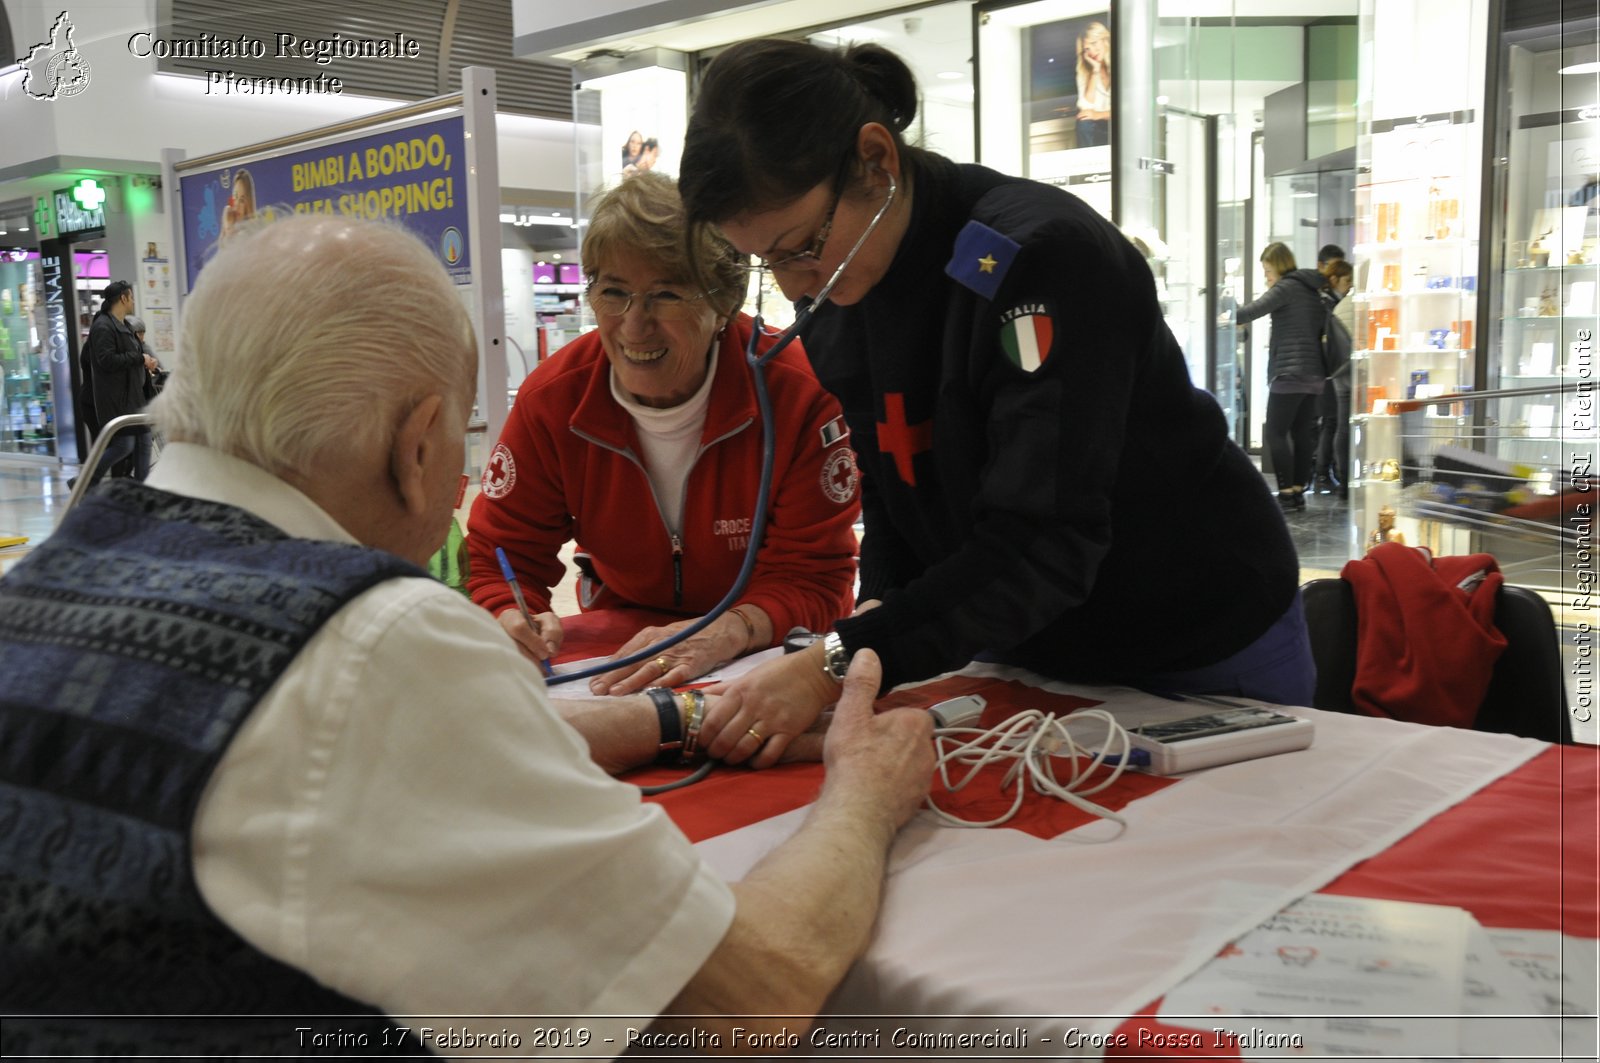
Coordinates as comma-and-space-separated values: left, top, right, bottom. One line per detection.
1235, 242, 1329, 510
677, 39, 1309, 768
0, 214, 935, 1056
1316, 243, 1346, 275
467, 171, 860, 693
81, 279, 157, 486
1315, 259, 1356, 497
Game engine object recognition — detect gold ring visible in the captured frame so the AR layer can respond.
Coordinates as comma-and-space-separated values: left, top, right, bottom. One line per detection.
746, 727, 764, 743
656, 656, 669, 677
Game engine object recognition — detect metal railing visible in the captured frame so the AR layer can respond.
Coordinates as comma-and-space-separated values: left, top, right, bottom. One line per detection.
1380, 381, 1595, 597
61, 414, 157, 520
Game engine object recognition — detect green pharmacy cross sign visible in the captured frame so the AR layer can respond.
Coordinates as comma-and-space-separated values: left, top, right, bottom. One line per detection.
53, 178, 106, 238
34, 197, 52, 238
71, 179, 106, 211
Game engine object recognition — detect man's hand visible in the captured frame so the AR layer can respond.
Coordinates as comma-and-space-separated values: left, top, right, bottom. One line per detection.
820, 650, 933, 830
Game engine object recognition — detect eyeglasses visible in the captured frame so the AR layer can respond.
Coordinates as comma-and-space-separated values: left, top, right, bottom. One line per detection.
753, 171, 898, 325
586, 283, 718, 321
761, 188, 843, 273
756, 150, 862, 274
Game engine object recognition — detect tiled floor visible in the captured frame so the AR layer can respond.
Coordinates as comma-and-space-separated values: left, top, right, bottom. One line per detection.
0, 462, 73, 576
3, 459, 1592, 743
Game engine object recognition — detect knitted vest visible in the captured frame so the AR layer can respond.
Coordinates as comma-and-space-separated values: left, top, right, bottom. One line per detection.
0, 480, 423, 1057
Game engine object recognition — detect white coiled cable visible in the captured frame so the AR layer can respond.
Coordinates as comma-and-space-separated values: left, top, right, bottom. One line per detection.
925, 709, 1132, 835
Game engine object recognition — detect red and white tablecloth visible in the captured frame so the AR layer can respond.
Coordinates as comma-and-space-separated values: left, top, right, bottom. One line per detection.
557, 610, 1598, 1058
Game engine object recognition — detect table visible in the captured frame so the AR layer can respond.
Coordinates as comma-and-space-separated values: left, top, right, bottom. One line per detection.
555, 610, 1598, 1059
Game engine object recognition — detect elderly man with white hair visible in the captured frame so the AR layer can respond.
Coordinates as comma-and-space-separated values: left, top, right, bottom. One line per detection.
0, 215, 934, 1057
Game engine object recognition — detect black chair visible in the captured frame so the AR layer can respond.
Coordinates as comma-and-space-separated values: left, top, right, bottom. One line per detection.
1301, 577, 1573, 743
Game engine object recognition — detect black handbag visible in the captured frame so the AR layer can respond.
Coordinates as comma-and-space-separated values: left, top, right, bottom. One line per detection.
144, 368, 169, 401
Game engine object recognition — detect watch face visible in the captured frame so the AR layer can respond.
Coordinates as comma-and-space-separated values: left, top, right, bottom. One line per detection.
783, 631, 824, 654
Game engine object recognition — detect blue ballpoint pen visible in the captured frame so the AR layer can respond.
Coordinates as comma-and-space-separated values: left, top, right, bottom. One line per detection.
495, 546, 554, 677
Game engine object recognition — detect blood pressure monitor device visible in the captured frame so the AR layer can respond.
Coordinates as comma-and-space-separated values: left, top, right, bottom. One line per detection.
1125, 705, 1314, 775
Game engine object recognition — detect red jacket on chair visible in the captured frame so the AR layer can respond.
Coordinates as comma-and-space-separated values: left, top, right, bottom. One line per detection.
1341, 542, 1507, 728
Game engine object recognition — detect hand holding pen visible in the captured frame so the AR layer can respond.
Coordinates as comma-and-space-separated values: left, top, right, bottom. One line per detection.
494, 546, 562, 676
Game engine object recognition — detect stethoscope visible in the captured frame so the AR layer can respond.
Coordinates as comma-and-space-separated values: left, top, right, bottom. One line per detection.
547, 173, 899, 688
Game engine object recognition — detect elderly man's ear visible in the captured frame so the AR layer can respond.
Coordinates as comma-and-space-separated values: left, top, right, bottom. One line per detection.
390, 393, 446, 516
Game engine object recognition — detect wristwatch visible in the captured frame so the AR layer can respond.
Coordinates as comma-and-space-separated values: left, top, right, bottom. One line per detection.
821, 631, 850, 683
783, 628, 824, 655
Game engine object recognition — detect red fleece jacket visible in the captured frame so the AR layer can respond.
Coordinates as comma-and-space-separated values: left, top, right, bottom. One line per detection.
1341, 543, 1507, 728
466, 316, 860, 642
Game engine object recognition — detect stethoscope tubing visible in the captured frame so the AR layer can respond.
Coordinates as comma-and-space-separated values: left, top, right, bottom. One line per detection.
546, 173, 895, 687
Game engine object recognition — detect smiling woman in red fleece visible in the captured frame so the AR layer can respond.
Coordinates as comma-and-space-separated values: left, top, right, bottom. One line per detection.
467, 172, 860, 695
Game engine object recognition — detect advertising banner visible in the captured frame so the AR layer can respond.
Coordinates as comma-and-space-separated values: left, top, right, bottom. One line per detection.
178, 114, 470, 290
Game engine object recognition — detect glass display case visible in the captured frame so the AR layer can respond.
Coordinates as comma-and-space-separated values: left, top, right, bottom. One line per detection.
1489, 35, 1599, 413
1349, 0, 1488, 548
0, 255, 53, 460
1474, 13, 1600, 599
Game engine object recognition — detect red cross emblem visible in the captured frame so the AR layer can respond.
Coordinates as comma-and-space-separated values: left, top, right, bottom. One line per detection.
877, 392, 932, 486
482, 442, 517, 499
820, 447, 858, 504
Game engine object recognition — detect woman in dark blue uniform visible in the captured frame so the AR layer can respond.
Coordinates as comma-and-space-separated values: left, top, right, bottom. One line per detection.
678, 39, 1311, 767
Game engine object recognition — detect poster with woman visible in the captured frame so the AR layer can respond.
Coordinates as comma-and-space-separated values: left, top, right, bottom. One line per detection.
621, 131, 661, 177
1027, 7, 1113, 218
1028, 11, 1111, 151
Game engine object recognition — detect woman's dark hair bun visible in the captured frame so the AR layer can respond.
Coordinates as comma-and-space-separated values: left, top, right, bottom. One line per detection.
843, 43, 918, 133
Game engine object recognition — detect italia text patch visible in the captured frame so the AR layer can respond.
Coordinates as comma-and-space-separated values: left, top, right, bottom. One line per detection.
999, 304, 1054, 372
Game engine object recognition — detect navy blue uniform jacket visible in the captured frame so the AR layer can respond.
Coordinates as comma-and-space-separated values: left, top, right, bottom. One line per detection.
808, 156, 1300, 690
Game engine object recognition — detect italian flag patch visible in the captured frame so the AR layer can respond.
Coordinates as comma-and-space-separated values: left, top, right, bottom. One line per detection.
1000, 310, 1054, 372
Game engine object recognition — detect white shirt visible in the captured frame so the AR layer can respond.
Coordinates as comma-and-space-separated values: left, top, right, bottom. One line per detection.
149, 444, 733, 1052
610, 347, 717, 535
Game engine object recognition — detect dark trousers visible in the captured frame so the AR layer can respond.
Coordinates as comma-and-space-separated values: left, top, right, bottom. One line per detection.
89, 426, 152, 485
1265, 391, 1319, 492
1076, 117, 1109, 147
1314, 381, 1351, 485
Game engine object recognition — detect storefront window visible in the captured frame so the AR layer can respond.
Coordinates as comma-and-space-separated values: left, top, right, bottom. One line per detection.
0, 254, 53, 460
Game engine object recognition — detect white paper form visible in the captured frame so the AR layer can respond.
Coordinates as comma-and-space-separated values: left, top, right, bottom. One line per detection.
1461, 921, 1565, 1057
1486, 928, 1599, 1057
1159, 893, 1472, 1059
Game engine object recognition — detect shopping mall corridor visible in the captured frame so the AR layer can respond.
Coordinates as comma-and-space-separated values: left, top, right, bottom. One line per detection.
2, 460, 1591, 744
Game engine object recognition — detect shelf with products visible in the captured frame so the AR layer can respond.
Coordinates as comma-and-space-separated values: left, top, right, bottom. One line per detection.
1484, 22, 1600, 588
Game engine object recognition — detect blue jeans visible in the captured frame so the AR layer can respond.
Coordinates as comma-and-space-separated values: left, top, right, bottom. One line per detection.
89, 426, 152, 485
1138, 592, 1317, 707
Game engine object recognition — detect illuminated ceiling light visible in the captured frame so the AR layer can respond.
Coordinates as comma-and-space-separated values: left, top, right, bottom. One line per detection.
937, 71, 964, 80
1559, 61, 1600, 75
499, 212, 516, 223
